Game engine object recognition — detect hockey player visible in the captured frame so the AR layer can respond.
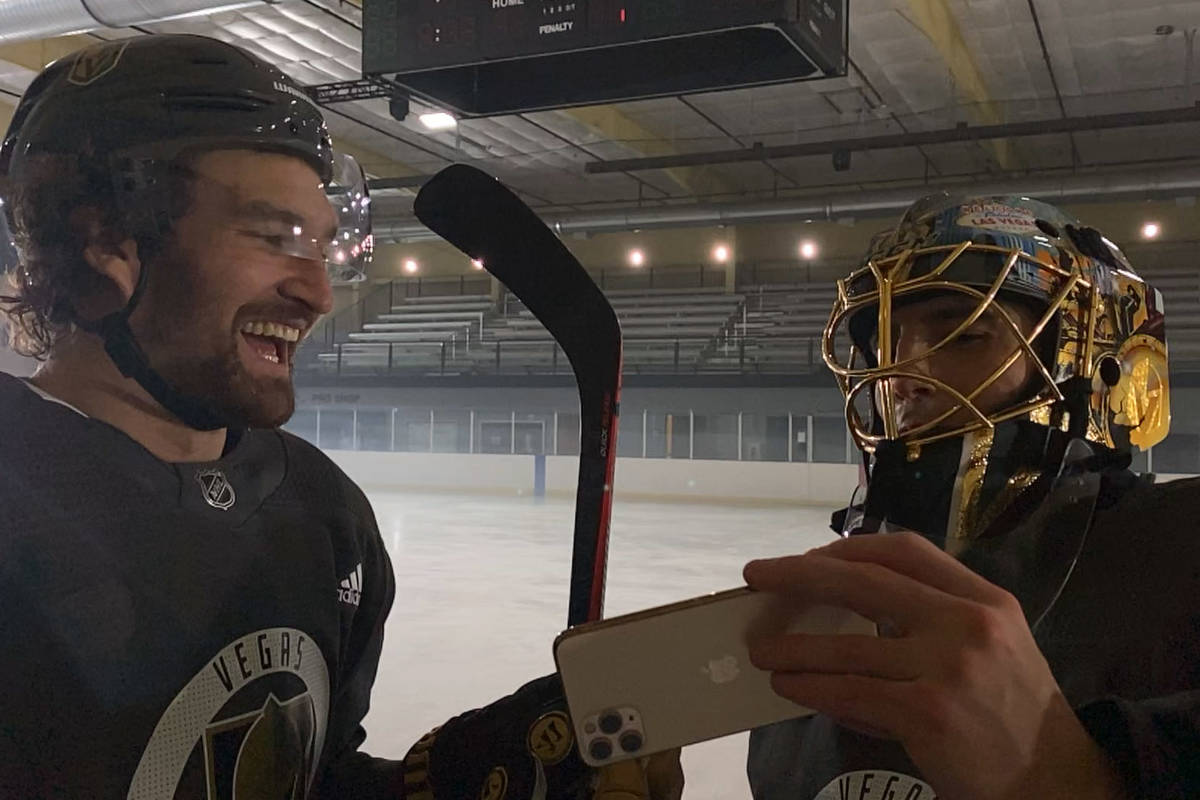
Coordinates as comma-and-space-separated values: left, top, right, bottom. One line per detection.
744, 194, 1199, 798
0, 35, 682, 799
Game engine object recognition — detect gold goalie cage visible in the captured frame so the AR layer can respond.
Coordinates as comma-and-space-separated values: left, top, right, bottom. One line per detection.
822, 239, 1095, 456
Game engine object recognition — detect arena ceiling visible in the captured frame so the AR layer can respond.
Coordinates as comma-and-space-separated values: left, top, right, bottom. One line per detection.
0, 0, 1197, 227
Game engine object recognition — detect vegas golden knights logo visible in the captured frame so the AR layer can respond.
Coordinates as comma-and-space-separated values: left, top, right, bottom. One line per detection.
204, 693, 317, 800
67, 42, 128, 86
127, 628, 331, 800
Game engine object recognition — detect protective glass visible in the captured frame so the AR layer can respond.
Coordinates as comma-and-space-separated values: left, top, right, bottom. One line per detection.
196, 150, 372, 283
322, 151, 372, 283
0, 205, 16, 277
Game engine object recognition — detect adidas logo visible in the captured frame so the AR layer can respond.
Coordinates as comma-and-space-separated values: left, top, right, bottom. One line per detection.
338, 563, 363, 607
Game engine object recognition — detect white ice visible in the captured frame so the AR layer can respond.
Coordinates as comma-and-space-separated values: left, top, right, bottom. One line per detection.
362, 490, 840, 799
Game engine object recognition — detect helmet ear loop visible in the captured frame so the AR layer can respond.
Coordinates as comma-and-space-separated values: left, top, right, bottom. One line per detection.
72, 157, 178, 338
71, 159, 172, 373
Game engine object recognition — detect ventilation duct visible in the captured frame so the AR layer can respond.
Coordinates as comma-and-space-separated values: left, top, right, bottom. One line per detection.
0, 1, 258, 44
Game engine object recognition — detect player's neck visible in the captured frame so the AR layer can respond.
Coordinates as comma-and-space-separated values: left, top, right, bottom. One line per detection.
31, 336, 228, 464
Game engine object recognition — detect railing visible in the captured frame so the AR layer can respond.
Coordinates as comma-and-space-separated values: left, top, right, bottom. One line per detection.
297, 333, 827, 378
389, 274, 492, 300
306, 281, 394, 352
279, 397, 1200, 473
284, 405, 860, 464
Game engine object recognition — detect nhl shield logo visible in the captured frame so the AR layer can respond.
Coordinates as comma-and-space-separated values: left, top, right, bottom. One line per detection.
197, 469, 236, 511
67, 42, 129, 86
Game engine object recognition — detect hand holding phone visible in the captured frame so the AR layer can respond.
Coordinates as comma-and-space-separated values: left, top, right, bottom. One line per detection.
554, 587, 875, 766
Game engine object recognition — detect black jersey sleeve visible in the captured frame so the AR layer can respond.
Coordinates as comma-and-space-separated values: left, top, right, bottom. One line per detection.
1077, 691, 1200, 799
313, 483, 407, 798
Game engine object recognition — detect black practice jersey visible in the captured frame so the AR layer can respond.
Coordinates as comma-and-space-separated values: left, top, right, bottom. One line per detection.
748, 470, 1200, 799
0, 373, 405, 798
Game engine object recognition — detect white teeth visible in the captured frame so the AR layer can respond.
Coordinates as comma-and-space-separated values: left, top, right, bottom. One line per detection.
240, 321, 302, 342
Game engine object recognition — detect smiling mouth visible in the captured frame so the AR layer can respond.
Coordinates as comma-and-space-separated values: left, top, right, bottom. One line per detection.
239, 321, 302, 367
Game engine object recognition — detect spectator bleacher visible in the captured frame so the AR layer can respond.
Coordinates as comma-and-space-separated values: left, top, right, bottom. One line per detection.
479, 287, 742, 374
299, 263, 1200, 379
314, 294, 491, 373
1143, 267, 1200, 370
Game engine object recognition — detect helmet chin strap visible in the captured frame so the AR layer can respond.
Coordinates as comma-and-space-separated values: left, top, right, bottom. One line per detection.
857, 381, 1119, 542
75, 265, 231, 432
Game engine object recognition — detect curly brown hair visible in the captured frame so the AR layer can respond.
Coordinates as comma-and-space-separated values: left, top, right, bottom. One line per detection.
0, 153, 192, 359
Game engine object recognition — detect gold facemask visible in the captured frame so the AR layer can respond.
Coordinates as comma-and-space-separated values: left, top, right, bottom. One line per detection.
824, 235, 1169, 457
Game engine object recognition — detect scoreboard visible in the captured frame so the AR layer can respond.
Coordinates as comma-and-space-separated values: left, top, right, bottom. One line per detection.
363, 0, 847, 116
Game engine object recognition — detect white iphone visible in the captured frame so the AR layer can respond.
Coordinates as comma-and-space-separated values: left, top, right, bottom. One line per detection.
553, 587, 875, 766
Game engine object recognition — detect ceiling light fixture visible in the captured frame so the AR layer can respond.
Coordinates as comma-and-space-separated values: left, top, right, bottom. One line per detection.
419, 112, 458, 131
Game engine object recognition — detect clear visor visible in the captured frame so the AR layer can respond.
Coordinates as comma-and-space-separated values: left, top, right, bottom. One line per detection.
321, 151, 372, 283
0, 206, 16, 277
824, 243, 1073, 450
0, 153, 373, 284
270, 151, 373, 282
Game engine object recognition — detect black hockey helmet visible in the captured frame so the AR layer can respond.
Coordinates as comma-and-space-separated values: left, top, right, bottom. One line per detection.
0, 34, 333, 194
0, 35, 352, 431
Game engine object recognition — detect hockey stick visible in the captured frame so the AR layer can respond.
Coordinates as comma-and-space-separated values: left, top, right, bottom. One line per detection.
414, 164, 623, 627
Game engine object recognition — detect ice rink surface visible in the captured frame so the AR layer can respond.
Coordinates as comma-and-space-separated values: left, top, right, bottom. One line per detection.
361, 490, 840, 799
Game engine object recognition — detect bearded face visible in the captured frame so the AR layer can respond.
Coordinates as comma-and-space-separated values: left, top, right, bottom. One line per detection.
127, 149, 336, 429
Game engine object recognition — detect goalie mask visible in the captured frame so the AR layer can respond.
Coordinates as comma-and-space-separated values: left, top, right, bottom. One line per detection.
825, 194, 1170, 542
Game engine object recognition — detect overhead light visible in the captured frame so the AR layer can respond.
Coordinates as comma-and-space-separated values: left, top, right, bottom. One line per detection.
628, 248, 645, 267
419, 112, 457, 131
403, 258, 420, 274
471, 258, 485, 270
713, 244, 730, 263
799, 240, 818, 260
1141, 222, 1161, 239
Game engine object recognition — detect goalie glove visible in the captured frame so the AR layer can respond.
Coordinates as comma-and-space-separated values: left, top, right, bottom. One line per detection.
401, 674, 589, 800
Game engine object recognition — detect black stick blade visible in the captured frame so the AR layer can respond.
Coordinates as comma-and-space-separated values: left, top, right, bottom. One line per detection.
415, 164, 623, 626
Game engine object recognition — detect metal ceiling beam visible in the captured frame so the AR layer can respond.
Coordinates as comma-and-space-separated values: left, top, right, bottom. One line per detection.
565, 104, 736, 197
676, 94, 798, 190
585, 105, 1200, 174
375, 163, 1200, 241
902, 0, 1013, 168
368, 176, 434, 191
304, 77, 401, 105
